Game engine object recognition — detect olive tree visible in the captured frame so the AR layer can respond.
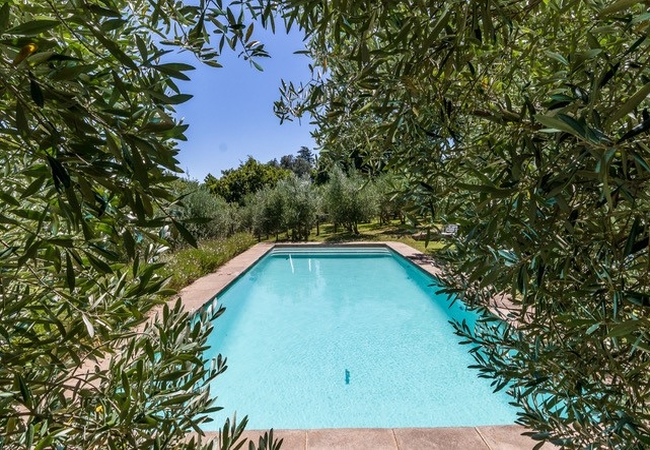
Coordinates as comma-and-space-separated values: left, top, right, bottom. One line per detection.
250, 186, 286, 241
264, 0, 650, 447
277, 174, 318, 241
171, 179, 241, 244
374, 174, 407, 226
0, 1, 278, 448
323, 166, 378, 235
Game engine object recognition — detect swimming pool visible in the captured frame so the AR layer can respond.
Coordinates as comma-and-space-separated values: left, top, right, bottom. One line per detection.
202, 245, 518, 430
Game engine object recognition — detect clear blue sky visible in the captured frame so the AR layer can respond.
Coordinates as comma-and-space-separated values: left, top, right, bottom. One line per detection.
172, 26, 316, 182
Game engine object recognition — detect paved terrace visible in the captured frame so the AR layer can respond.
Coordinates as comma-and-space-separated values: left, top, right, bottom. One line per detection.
178, 242, 552, 450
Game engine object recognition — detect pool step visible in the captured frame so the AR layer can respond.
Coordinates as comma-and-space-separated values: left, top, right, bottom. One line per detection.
270, 246, 391, 256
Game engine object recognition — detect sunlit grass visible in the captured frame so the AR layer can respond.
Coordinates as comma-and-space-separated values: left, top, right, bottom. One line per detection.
269, 219, 448, 255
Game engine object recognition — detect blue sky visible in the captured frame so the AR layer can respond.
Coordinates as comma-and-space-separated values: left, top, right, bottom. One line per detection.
172, 26, 316, 182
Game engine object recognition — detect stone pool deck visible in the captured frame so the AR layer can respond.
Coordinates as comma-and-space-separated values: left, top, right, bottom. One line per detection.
207, 425, 547, 449
179, 242, 552, 450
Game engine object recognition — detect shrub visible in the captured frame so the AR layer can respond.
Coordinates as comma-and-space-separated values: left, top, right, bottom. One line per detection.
171, 179, 240, 245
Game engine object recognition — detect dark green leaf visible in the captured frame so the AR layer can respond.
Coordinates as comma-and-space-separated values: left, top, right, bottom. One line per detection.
625, 291, 650, 307
166, 94, 193, 104
88, 4, 121, 17
623, 217, 643, 257
609, 82, 650, 125
29, 78, 44, 107
245, 22, 254, 42
14, 101, 28, 134
0, 190, 20, 207
0, 3, 10, 33
88, 26, 138, 70
535, 114, 580, 136
457, 182, 514, 198
122, 230, 136, 260
599, 63, 619, 88
6, 20, 59, 36
135, 35, 148, 61
617, 118, 650, 143
599, 0, 641, 17
51, 64, 96, 81
171, 219, 197, 248
608, 320, 643, 337
47, 156, 71, 191
84, 250, 113, 274
151, 63, 195, 81
557, 114, 585, 137
16, 373, 32, 408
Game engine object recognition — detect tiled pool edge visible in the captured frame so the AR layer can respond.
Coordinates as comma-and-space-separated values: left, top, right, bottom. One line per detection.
179, 242, 551, 450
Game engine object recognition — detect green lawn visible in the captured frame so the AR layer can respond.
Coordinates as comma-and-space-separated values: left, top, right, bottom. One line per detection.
272, 219, 448, 255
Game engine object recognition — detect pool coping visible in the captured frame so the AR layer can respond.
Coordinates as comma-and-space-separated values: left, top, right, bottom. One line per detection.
177, 241, 550, 449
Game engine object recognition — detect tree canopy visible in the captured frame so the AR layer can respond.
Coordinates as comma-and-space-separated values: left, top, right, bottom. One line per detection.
205, 156, 290, 204
0, 0, 276, 448
5, 0, 650, 448
267, 0, 650, 447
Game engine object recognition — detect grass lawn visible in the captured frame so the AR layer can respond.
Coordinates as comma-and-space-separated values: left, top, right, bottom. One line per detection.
272, 219, 448, 255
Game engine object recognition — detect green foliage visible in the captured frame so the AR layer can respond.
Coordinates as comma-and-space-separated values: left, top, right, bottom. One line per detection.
249, 184, 287, 240
161, 233, 257, 292
323, 166, 379, 234
278, 153, 312, 178
265, 0, 650, 447
205, 156, 290, 204
171, 179, 242, 245
0, 0, 277, 448
77, 299, 223, 448
297, 146, 315, 166
374, 174, 407, 225
277, 175, 319, 241
271, 146, 316, 178
243, 173, 319, 241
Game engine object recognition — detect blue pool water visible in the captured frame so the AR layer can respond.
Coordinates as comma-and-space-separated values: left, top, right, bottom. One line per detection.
203, 247, 518, 430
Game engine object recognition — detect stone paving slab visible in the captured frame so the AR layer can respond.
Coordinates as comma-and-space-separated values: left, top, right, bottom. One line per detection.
203, 426, 549, 449
477, 425, 551, 450
183, 242, 553, 450
307, 428, 397, 450
394, 427, 489, 450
